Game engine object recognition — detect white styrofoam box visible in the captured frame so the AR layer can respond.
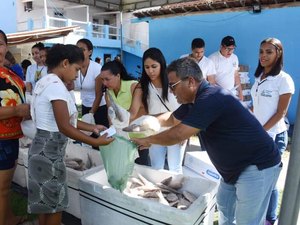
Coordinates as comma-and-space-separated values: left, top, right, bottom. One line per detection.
242, 89, 251, 96
184, 151, 221, 183
13, 147, 29, 188
183, 166, 205, 179
239, 72, 250, 84
79, 164, 218, 225
64, 141, 104, 219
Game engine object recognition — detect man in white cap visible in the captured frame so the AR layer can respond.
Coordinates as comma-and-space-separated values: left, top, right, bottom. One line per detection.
209, 36, 243, 101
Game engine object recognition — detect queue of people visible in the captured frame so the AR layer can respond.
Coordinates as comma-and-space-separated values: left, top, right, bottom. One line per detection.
0, 27, 295, 225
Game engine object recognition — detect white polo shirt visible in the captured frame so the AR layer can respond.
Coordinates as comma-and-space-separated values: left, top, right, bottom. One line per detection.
180, 54, 216, 80
251, 70, 295, 134
209, 51, 239, 92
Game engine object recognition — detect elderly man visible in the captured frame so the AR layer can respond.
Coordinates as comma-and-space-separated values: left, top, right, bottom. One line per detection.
132, 57, 281, 225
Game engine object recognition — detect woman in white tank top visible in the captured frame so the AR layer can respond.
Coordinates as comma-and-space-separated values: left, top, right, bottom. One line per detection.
130, 48, 186, 173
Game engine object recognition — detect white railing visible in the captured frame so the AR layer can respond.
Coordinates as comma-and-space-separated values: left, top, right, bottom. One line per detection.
16, 16, 148, 54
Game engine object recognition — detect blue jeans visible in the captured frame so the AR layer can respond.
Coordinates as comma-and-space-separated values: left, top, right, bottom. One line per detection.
266, 131, 288, 223
217, 163, 282, 225
149, 142, 186, 173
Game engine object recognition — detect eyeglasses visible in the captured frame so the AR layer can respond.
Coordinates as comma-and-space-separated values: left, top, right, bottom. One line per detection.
223, 46, 235, 52
168, 77, 188, 91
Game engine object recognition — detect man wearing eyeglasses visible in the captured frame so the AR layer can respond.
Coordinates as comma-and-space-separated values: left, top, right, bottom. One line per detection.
132, 57, 281, 225
209, 36, 243, 101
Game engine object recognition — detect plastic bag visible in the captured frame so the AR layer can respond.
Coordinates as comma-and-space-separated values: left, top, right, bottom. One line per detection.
108, 106, 130, 138
82, 113, 95, 124
99, 135, 137, 192
20, 120, 36, 139
81, 113, 95, 135
123, 115, 161, 138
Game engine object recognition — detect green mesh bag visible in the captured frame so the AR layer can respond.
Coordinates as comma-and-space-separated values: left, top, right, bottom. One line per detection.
99, 135, 137, 192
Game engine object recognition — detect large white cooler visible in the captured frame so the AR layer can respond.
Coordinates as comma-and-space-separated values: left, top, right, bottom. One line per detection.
184, 151, 221, 183
64, 141, 104, 218
79, 164, 218, 225
13, 147, 29, 188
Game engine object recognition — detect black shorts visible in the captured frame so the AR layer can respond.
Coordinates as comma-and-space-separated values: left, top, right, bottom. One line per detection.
0, 139, 19, 170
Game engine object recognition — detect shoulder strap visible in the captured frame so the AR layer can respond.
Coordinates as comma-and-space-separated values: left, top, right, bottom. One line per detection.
150, 83, 170, 112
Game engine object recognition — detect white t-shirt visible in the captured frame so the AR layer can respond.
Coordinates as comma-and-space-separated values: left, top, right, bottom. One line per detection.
74, 60, 105, 107
25, 64, 48, 90
209, 51, 239, 92
180, 54, 216, 80
251, 70, 295, 134
32, 74, 78, 132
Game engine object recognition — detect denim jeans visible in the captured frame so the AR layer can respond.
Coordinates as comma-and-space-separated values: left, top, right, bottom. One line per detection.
149, 142, 186, 173
217, 163, 282, 225
266, 130, 288, 223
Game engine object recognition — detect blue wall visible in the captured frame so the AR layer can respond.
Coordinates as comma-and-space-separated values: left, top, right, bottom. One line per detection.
123, 52, 143, 79
149, 6, 300, 124
0, 0, 17, 33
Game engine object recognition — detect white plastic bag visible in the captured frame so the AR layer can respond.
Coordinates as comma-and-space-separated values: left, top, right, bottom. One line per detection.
81, 113, 95, 136
82, 113, 95, 125
123, 115, 161, 138
20, 120, 36, 139
108, 106, 130, 138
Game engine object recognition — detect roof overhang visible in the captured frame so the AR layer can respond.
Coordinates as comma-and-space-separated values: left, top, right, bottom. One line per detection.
132, 0, 300, 18
7, 26, 79, 46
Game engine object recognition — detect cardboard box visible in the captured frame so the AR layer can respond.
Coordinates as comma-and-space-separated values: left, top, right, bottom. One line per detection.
79, 165, 218, 225
184, 151, 221, 183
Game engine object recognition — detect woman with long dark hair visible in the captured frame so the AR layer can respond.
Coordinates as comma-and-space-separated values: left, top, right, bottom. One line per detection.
130, 48, 186, 173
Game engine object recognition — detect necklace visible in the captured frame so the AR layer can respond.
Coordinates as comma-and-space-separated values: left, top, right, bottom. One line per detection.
79, 71, 85, 90
35, 65, 44, 82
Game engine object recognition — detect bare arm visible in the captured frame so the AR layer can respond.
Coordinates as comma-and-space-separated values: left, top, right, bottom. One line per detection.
0, 104, 30, 120
263, 93, 292, 131
128, 83, 143, 121
132, 123, 199, 148
234, 70, 243, 101
90, 75, 103, 114
25, 82, 32, 94
52, 100, 113, 146
156, 112, 180, 127
207, 74, 216, 85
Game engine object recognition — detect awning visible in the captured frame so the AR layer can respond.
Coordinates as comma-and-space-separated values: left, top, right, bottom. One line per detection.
7, 26, 79, 46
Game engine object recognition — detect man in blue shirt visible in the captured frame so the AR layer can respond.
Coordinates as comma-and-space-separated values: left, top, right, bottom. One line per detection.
132, 57, 281, 225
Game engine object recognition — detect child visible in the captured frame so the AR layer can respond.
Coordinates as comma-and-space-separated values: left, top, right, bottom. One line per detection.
27, 44, 114, 225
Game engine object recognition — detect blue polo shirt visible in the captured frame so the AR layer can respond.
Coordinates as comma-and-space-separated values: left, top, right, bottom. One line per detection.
174, 81, 280, 184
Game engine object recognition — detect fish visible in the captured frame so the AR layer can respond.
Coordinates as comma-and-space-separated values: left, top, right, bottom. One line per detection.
107, 92, 126, 122
125, 175, 197, 210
